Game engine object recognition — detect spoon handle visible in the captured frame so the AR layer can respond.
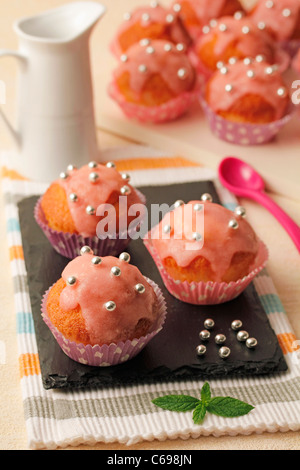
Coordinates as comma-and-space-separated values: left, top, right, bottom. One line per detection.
253, 191, 300, 253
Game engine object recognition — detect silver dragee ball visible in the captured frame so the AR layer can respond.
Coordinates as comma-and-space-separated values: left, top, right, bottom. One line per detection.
246, 337, 258, 349
237, 330, 249, 342
199, 330, 210, 341
204, 318, 215, 330
196, 344, 206, 356
215, 334, 226, 344
231, 319, 243, 331
219, 346, 231, 359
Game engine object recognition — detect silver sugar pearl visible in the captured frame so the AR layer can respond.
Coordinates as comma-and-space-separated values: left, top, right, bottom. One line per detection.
216, 61, 224, 69
219, 346, 231, 359
246, 337, 258, 348
265, 65, 276, 75
228, 57, 238, 65
80, 246, 93, 255
177, 68, 188, 79
228, 218, 239, 229
89, 172, 99, 183
176, 43, 185, 52
201, 193, 213, 202
282, 8, 291, 17
210, 19, 218, 28
119, 252, 131, 263
86, 205, 96, 215
231, 319, 243, 331
199, 329, 210, 341
193, 203, 203, 212
247, 69, 255, 79
59, 171, 68, 180
67, 164, 77, 171
225, 83, 233, 92
237, 330, 249, 342
67, 275, 77, 286
174, 199, 185, 208
111, 266, 121, 276
164, 43, 173, 52
220, 66, 228, 75
123, 12, 131, 21
106, 161, 116, 168
234, 11, 244, 20
121, 172, 130, 181
243, 57, 253, 65
192, 232, 202, 242
135, 283, 146, 294
257, 21, 266, 30
166, 13, 174, 23
234, 206, 246, 218
202, 25, 210, 34
120, 185, 131, 195
150, 0, 159, 7
138, 64, 148, 73
142, 13, 150, 22
173, 3, 182, 13
277, 87, 287, 98
146, 45, 155, 54
140, 38, 151, 46
88, 161, 98, 168
91, 256, 102, 265
242, 25, 250, 34
69, 193, 78, 203
219, 23, 227, 32
196, 344, 206, 356
256, 54, 265, 63
266, 0, 274, 8
105, 301, 116, 311
204, 318, 215, 330
215, 333, 226, 344
120, 54, 128, 62
163, 224, 171, 234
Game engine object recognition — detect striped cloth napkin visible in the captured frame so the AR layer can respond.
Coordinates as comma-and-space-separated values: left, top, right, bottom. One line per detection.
1, 146, 300, 450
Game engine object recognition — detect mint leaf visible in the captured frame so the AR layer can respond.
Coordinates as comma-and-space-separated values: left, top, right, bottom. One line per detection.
200, 381, 211, 406
193, 401, 207, 425
207, 396, 254, 418
152, 394, 200, 412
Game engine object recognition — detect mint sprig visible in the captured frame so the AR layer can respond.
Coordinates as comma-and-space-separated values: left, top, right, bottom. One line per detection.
152, 382, 254, 425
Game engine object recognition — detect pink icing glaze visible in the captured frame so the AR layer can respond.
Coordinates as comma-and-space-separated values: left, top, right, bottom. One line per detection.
195, 16, 276, 66
113, 39, 196, 97
113, 4, 191, 53
150, 200, 259, 282
56, 163, 143, 237
250, 0, 300, 41
59, 253, 158, 345
172, 0, 243, 27
205, 59, 289, 120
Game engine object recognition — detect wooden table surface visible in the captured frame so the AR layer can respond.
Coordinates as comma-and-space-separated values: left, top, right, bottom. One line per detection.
0, 0, 299, 451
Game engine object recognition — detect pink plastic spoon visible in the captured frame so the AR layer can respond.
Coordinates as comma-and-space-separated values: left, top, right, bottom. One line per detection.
218, 157, 300, 253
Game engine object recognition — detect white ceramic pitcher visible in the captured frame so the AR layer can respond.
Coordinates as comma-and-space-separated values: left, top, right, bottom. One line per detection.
0, 1, 106, 182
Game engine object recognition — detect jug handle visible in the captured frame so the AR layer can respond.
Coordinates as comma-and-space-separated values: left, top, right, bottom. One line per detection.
0, 50, 26, 147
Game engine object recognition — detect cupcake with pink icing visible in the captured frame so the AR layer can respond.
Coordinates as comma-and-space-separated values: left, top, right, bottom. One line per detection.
170, 0, 245, 40
42, 249, 167, 366
108, 38, 199, 123
34, 161, 146, 259
189, 14, 290, 79
110, 2, 192, 58
200, 57, 293, 145
143, 196, 268, 305
250, 0, 300, 57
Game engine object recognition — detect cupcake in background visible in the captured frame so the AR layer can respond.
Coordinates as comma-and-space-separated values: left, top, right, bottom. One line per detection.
42, 249, 167, 366
190, 14, 290, 79
35, 161, 146, 258
200, 57, 293, 144
250, 0, 300, 56
110, 2, 192, 58
170, 0, 245, 39
144, 196, 268, 305
108, 38, 199, 123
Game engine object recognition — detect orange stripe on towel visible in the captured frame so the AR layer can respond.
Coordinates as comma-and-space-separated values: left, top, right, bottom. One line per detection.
19, 353, 41, 378
114, 156, 200, 172
1, 167, 28, 180
9, 245, 24, 261
277, 333, 299, 355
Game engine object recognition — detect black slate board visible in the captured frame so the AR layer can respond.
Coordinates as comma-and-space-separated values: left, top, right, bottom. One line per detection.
18, 181, 287, 389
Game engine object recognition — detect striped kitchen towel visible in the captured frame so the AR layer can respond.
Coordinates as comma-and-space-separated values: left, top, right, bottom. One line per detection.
1, 146, 300, 450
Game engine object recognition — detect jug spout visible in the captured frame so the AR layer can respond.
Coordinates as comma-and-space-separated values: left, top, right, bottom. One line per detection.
14, 2, 106, 43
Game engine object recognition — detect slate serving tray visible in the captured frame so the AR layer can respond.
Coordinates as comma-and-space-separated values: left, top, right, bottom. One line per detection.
18, 181, 287, 390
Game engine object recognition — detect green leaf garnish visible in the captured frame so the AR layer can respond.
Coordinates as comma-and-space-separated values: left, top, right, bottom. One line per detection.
152, 381, 254, 425
206, 396, 254, 418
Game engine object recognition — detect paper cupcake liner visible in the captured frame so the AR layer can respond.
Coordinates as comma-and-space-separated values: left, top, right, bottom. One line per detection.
34, 189, 146, 259
143, 238, 269, 305
41, 277, 167, 367
199, 96, 294, 145
107, 81, 198, 124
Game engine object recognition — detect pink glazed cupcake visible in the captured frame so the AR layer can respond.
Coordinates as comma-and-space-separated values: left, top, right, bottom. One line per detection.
42, 250, 167, 366
144, 196, 268, 305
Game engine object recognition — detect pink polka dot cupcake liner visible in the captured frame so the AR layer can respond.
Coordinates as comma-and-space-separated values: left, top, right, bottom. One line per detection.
143, 237, 269, 305
34, 190, 146, 259
107, 81, 198, 123
41, 277, 167, 367
199, 96, 294, 145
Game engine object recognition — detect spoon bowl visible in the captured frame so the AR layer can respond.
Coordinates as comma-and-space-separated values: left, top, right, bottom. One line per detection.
218, 156, 300, 253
